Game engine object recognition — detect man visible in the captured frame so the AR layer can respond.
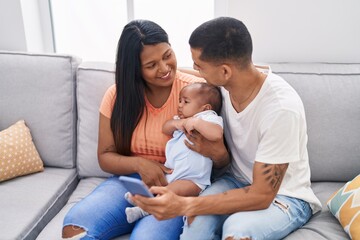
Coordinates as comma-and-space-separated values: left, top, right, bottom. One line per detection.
132, 17, 321, 240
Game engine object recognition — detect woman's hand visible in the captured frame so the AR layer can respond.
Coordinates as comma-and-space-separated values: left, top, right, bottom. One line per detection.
136, 157, 173, 187
184, 130, 230, 168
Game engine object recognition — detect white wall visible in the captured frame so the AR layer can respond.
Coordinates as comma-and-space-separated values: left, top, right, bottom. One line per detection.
1, 0, 359, 63
0, 0, 54, 52
226, 0, 360, 63
0, 0, 27, 51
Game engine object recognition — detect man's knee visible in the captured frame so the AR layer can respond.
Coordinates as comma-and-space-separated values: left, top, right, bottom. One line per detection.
62, 225, 86, 239
222, 216, 254, 240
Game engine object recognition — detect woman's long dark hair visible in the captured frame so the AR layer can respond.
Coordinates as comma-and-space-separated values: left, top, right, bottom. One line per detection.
111, 20, 169, 156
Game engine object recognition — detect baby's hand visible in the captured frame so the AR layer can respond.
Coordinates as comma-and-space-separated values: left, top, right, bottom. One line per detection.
175, 119, 187, 132
183, 117, 198, 134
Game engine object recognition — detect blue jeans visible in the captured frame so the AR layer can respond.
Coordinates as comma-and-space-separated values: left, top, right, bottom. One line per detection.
180, 173, 312, 240
63, 175, 184, 240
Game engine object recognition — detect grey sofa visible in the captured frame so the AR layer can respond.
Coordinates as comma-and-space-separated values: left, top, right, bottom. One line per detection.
0, 51, 359, 240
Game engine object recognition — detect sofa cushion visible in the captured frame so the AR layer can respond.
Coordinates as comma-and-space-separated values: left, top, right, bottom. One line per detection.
271, 63, 360, 182
0, 167, 78, 240
36, 177, 130, 240
327, 174, 360, 239
0, 51, 81, 168
285, 182, 350, 240
0, 120, 44, 182
76, 62, 115, 177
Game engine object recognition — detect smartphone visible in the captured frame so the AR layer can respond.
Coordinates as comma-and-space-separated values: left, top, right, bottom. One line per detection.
119, 176, 154, 198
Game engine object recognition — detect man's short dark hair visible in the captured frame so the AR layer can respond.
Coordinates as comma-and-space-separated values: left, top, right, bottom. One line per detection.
189, 17, 253, 68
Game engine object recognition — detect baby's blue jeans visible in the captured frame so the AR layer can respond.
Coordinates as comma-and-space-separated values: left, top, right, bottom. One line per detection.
180, 173, 312, 240
63, 174, 183, 240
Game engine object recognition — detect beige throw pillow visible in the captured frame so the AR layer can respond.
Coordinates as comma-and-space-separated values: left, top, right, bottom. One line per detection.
0, 120, 44, 182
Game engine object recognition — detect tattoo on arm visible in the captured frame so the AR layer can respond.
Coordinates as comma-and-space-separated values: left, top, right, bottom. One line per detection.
220, 163, 286, 197
222, 186, 250, 197
104, 145, 116, 152
262, 163, 288, 190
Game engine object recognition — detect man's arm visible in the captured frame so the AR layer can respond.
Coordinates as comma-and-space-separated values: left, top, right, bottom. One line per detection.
132, 161, 288, 220
183, 162, 288, 216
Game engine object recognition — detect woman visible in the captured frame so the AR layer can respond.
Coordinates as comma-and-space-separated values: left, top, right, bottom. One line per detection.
62, 20, 227, 240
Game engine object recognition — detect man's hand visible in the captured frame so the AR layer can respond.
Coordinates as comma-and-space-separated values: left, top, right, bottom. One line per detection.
131, 186, 187, 220
184, 130, 230, 168
136, 158, 172, 187
183, 117, 198, 134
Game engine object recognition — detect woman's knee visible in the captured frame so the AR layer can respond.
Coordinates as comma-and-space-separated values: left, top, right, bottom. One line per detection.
62, 225, 86, 239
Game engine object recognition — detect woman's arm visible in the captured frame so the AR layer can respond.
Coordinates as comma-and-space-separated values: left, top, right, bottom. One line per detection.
97, 113, 171, 186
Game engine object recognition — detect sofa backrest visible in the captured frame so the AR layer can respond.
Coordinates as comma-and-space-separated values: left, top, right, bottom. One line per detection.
77, 61, 360, 181
271, 63, 360, 182
0, 51, 81, 168
76, 62, 114, 178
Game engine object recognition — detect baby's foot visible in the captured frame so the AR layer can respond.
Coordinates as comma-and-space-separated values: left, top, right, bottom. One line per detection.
124, 192, 136, 205
126, 207, 146, 223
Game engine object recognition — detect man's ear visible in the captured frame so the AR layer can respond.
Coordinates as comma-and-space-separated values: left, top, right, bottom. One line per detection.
221, 64, 232, 81
202, 104, 212, 111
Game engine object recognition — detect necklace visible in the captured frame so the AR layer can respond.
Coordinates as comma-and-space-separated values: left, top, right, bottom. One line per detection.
230, 72, 265, 108
230, 82, 258, 105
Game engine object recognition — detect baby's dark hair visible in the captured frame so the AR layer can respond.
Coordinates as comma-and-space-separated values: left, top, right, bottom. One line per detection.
189, 82, 222, 115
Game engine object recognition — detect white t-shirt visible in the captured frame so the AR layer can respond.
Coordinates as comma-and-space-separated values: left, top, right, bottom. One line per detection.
221, 66, 322, 213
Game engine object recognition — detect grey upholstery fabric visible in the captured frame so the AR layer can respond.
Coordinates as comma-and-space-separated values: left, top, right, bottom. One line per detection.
76, 62, 115, 177
0, 51, 80, 240
36, 177, 130, 240
0, 168, 78, 240
272, 63, 360, 182
285, 182, 349, 239
36, 177, 105, 240
0, 51, 81, 168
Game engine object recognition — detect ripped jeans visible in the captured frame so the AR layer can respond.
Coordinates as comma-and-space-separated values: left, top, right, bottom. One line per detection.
63, 175, 184, 240
180, 173, 312, 240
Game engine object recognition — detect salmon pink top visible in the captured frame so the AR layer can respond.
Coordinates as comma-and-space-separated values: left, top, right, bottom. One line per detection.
99, 71, 203, 163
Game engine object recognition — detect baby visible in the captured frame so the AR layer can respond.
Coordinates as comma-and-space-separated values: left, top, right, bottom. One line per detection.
125, 82, 223, 223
